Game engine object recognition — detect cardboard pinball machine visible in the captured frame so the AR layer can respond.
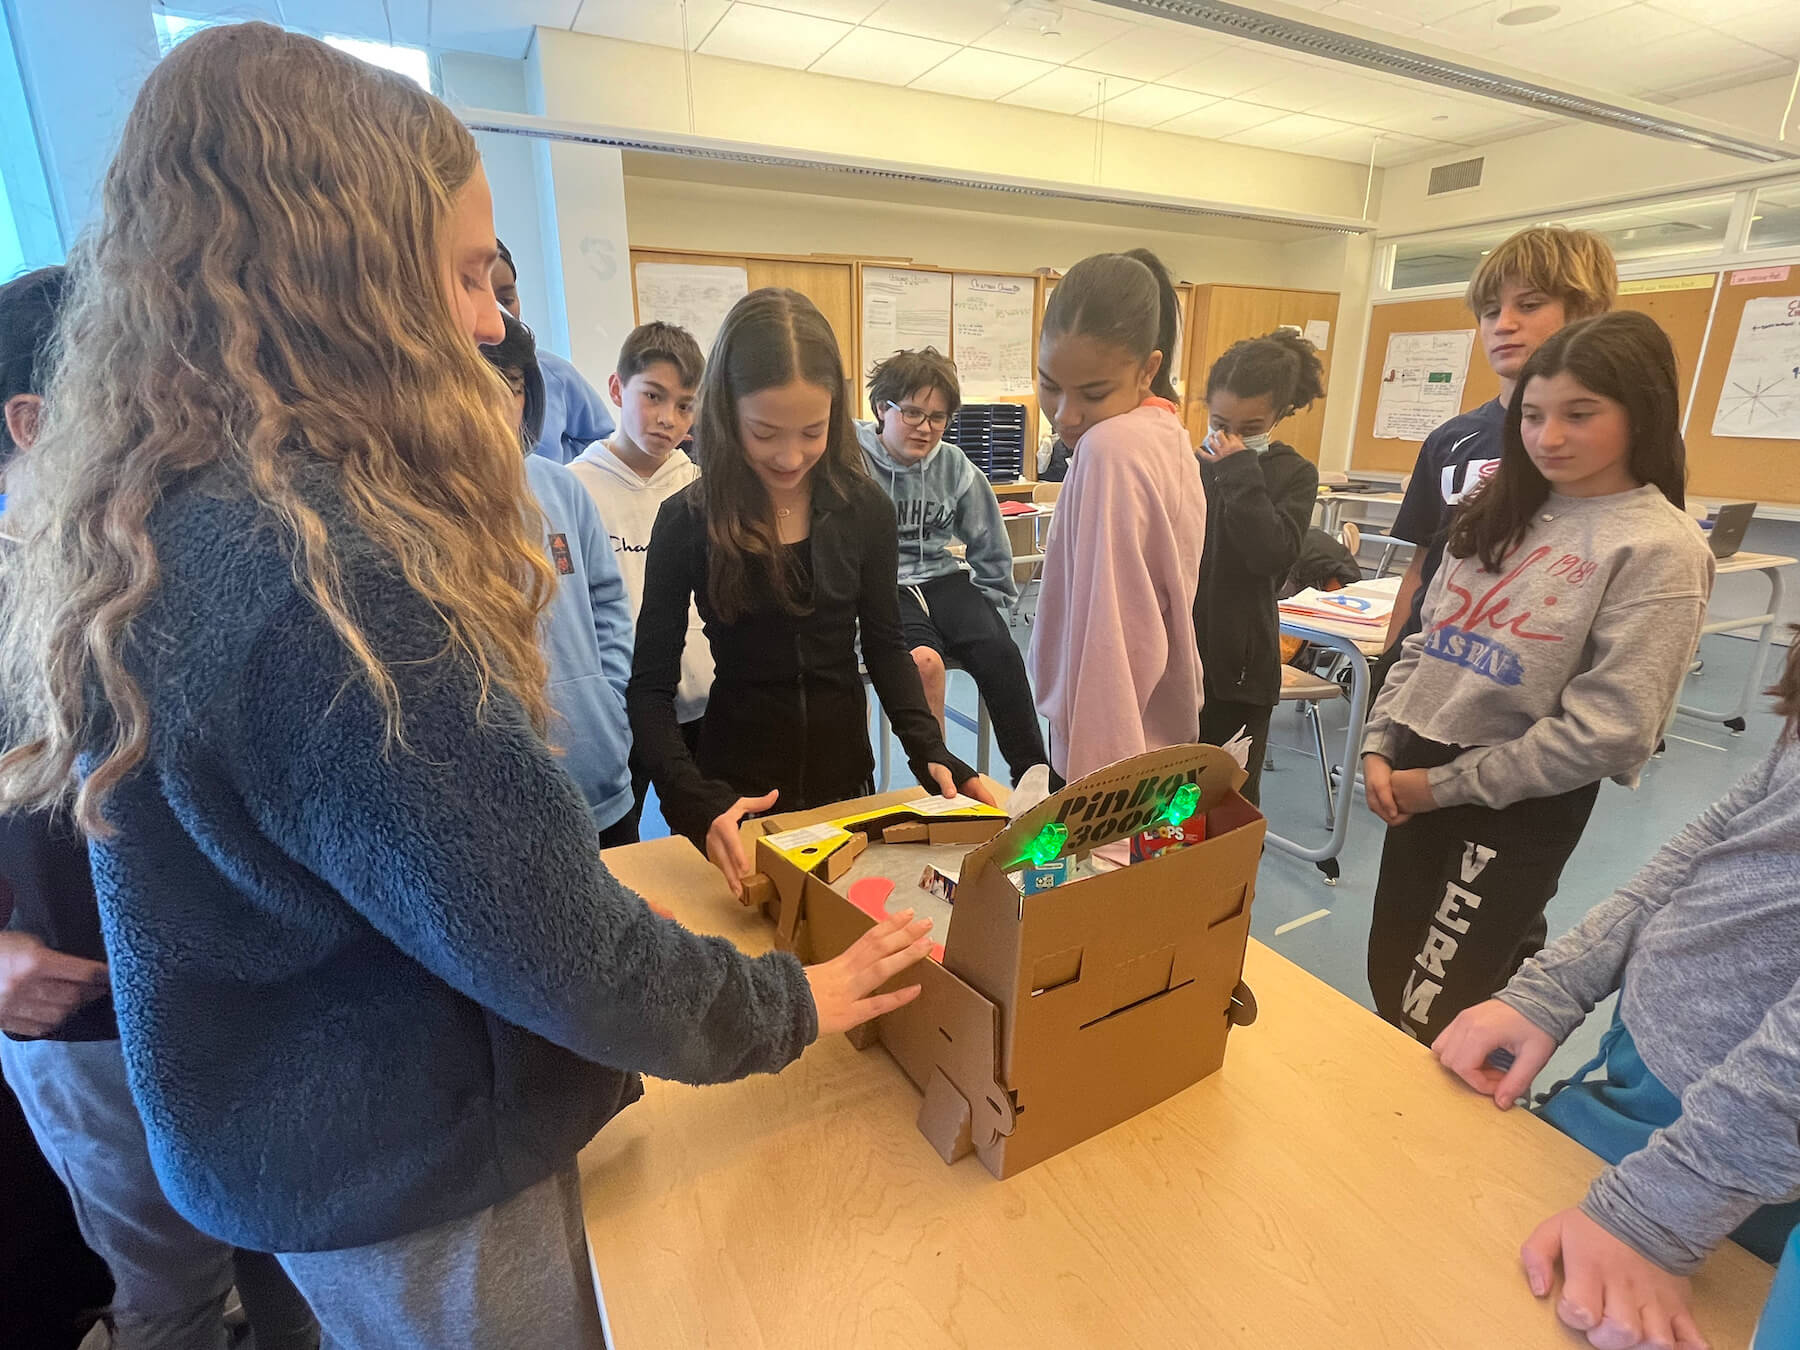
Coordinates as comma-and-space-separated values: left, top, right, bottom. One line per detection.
738, 744, 1265, 1178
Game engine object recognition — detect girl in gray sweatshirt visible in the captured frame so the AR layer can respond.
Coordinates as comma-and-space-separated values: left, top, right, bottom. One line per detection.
1361, 312, 1714, 1044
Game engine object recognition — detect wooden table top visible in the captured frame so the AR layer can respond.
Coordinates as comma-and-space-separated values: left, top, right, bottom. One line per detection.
585, 835, 1772, 1349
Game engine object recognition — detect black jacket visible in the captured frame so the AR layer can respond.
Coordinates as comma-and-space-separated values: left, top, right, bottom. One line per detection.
1195, 442, 1319, 707
0, 810, 115, 1042
629, 473, 976, 847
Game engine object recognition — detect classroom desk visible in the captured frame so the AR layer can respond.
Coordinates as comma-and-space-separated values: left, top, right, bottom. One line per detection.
583, 836, 1772, 1350
1678, 551, 1795, 733
1315, 487, 1406, 535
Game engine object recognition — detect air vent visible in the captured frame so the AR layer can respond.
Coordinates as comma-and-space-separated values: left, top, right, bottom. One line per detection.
1094, 0, 1800, 164
1427, 157, 1484, 195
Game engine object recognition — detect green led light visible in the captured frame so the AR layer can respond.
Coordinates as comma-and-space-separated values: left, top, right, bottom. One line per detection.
1023, 821, 1067, 867
1165, 783, 1200, 827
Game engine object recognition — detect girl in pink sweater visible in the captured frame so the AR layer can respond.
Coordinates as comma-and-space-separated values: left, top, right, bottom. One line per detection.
1028, 249, 1207, 786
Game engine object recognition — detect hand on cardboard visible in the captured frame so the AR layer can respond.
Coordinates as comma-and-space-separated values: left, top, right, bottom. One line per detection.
1361, 754, 1412, 827
1431, 998, 1556, 1109
804, 907, 935, 1037
708, 790, 780, 904
929, 764, 999, 807
1520, 1208, 1708, 1350
0, 931, 110, 1038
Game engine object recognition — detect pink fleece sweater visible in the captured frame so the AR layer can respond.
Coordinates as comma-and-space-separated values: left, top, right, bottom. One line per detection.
1028, 400, 1207, 782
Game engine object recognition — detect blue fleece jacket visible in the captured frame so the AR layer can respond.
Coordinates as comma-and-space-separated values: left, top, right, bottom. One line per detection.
85, 462, 816, 1253
532, 350, 615, 465
524, 455, 634, 831
855, 421, 1017, 609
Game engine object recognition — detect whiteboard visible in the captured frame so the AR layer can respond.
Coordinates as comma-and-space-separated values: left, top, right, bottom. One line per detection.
1373, 330, 1475, 440
1711, 294, 1800, 440
952, 273, 1035, 398
861, 267, 952, 368
633, 262, 749, 358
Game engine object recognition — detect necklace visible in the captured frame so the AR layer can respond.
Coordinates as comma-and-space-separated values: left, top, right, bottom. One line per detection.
776, 507, 792, 519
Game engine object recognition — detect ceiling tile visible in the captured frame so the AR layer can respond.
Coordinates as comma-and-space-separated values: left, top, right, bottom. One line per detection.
1163, 44, 1312, 99
809, 25, 959, 84
1328, 0, 1476, 22
1731, 7, 1800, 58
909, 46, 1058, 100
1319, 1, 1425, 37
698, 4, 852, 69
1223, 111, 1359, 150
862, 0, 1014, 46
1096, 82, 1217, 127
762, 0, 884, 20
1429, 0, 1634, 41
972, 7, 1132, 65
1300, 125, 1393, 163
431, 0, 580, 58
1069, 26, 1230, 82
1159, 98, 1288, 139
1623, 29, 1793, 95
570, 0, 731, 48
1540, 3, 1703, 50
1000, 67, 1133, 115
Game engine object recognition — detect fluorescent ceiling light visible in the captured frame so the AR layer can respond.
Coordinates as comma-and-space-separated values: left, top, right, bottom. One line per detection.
1093, 0, 1800, 163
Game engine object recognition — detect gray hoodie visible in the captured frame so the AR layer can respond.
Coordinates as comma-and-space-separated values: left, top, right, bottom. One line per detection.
855, 421, 1017, 609
1500, 736, 1800, 1274
1364, 485, 1714, 809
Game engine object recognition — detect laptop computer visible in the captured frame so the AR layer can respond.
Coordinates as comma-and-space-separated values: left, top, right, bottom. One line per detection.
1704, 502, 1756, 559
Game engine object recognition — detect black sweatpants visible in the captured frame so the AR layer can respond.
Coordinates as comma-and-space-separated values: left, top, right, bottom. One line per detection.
899, 572, 1048, 786
1368, 733, 1599, 1044
1198, 698, 1275, 807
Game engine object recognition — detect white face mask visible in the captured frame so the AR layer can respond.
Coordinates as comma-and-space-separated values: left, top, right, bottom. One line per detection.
1241, 432, 1274, 454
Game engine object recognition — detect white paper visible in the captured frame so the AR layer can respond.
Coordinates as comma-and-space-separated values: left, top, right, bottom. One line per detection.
861, 267, 952, 367
632, 263, 748, 357
1304, 319, 1331, 352
761, 822, 850, 852
1373, 330, 1475, 440
1711, 295, 1800, 440
952, 273, 1036, 398
902, 794, 992, 816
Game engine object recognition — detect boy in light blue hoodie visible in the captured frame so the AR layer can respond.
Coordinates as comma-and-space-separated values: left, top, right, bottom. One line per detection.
857, 348, 1046, 785
484, 315, 637, 843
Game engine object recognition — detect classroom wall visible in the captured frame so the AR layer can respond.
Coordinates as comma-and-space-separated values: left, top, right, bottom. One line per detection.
1280, 232, 1377, 472
620, 174, 1293, 283
528, 28, 1376, 224
438, 51, 549, 337
1377, 76, 1800, 235
3, 0, 160, 250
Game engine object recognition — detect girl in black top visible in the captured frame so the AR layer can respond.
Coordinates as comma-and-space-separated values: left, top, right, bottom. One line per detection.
1194, 329, 1325, 805
629, 289, 990, 895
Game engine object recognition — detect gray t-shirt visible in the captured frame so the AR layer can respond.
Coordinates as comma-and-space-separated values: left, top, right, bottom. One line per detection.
1364, 485, 1714, 809
1500, 737, 1800, 1273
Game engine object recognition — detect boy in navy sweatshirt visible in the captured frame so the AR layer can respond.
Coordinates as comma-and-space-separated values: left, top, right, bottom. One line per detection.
482, 315, 637, 843
856, 348, 1047, 785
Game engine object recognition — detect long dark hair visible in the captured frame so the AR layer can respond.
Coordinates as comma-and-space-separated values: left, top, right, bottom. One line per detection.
1446, 310, 1686, 572
693, 287, 863, 621
479, 312, 545, 450
1205, 327, 1325, 420
1043, 249, 1182, 403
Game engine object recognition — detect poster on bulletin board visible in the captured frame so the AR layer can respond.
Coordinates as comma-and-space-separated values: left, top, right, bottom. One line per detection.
1710, 295, 1800, 440
1373, 329, 1474, 440
633, 262, 748, 356
862, 267, 952, 366
952, 273, 1035, 397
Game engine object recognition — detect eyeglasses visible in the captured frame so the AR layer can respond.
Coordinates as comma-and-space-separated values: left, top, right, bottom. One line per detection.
885, 401, 950, 431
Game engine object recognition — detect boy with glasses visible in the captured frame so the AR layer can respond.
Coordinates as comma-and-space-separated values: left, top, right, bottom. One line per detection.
857, 349, 1047, 785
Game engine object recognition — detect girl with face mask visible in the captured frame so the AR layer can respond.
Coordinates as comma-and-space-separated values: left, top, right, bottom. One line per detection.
1193, 328, 1326, 805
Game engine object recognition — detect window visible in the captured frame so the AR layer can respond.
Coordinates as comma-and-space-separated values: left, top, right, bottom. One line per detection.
1543, 193, 1735, 265
152, 13, 431, 92
1748, 182, 1800, 253
1390, 231, 1508, 291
